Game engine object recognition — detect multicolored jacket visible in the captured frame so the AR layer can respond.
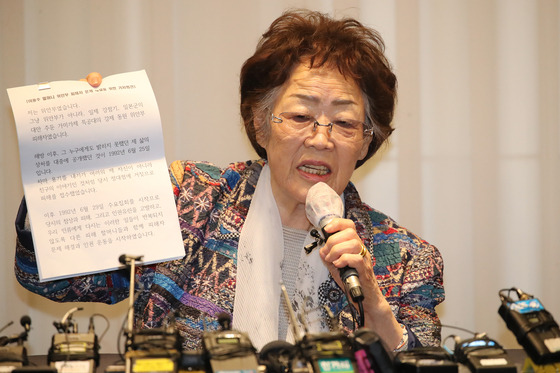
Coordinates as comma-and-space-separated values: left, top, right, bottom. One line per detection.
15, 159, 444, 349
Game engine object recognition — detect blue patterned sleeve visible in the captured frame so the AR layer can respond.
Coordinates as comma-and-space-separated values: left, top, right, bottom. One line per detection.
395, 231, 445, 347
14, 198, 144, 304
366, 208, 445, 348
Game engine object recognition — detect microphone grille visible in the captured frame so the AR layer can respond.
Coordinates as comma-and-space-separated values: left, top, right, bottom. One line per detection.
305, 182, 343, 228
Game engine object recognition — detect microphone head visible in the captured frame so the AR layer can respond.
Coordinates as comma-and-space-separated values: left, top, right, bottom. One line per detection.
216, 312, 232, 330
119, 254, 144, 265
20, 315, 31, 330
305, 182, 343, 229
259, 340, 296, 373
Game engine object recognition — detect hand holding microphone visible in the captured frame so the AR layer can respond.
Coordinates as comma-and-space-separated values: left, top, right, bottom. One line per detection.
306, 182, 409, 351
305, 182, 366, 304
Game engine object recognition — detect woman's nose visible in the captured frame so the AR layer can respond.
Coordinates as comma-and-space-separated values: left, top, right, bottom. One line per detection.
305, 120, 334, 150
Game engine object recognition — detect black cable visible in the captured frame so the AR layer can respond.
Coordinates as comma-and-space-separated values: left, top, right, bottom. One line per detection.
440, 323, 478, 336
343, 288, 364, 330
357, 299, 365, 328
344, 289, 358, 331
440, 323, 482, 355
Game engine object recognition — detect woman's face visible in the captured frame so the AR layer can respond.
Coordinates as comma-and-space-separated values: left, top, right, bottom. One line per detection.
257, 63, 372, 214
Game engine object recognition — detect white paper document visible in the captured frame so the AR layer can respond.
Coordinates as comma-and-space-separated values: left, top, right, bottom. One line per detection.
8, 70, 184, 281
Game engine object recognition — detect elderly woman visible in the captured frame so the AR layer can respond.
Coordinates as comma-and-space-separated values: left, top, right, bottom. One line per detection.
14, 10, 444, 352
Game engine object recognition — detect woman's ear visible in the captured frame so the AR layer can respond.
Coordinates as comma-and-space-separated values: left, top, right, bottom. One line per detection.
359, 135, 372, 160
253, 112, 268, 149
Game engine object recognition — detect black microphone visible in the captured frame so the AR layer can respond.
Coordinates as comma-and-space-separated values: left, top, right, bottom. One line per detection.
20, 315, 31, 333
498, 287, 560, 365
0, 316, 32, 346
216, 312, 232, 331
119, 254, 144, 265
259, 340, 297, 373
305, 182, 364, 303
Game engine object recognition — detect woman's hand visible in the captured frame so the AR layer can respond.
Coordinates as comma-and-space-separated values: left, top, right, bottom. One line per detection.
320, 218, 403, 349
80, 72, 102, 87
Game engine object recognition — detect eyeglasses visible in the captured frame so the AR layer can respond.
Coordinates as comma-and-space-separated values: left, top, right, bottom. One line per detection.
271, 112, 373, 142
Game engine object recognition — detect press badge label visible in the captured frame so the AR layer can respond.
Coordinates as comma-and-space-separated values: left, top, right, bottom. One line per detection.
318, 358, 354, 373
509, 299, 545, 314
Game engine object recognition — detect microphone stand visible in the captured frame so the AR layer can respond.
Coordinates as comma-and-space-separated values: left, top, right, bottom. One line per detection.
120, 254, 142, 373
126, 257, 139, 334
118, 254, 143, 335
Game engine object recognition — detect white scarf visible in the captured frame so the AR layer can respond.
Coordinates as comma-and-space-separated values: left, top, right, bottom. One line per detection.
233, 164, 330, 350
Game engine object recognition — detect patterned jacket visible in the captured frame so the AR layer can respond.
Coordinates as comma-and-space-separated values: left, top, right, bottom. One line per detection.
15, 159, 444, 349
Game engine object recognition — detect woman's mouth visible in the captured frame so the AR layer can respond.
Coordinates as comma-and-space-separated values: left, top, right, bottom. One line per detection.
297, 164, 331, 176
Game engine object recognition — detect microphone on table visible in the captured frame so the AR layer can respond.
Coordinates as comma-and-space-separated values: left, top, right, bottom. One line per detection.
498, 287, 560, 365
20, 316, 31, 334
275, 284, 359, 373
53, 306, 83, 333
0, 315, 32, 367
119, 254, 144, 265
201, 312, 259, 373
0, 315, 32, 347
48, 307, 101, 372
305, 182, 364, 304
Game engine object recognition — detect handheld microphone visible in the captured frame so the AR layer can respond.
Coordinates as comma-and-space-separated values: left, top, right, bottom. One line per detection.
305, 182, 364, 303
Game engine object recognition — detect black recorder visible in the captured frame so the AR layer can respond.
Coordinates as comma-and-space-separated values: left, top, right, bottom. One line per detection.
119, 255, 181, 373
453, 336, 516, 373
298, 331, 358, 373
498, 287, 560, 365
202, 313, 259, 373
125, 327, 181, 373
202, 329, 259, 373
394, 347, 457, 373
48, 309, 100, 373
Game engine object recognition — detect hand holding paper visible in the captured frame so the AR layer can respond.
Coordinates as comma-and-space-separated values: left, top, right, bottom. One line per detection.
7, 70, 184, 281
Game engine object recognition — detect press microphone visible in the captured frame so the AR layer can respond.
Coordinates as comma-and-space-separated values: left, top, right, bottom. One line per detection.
20, 316, 31, 333
61, 307, 82, 326
48, 308, 100, 371
305, 182, 364, 303
453, 334, 516, 373
20, 315, 31, 343
119, 254, 144, 265
258, 340, 298, 373
216, 312, 232, 331
0, 316, 32, 346
0, 315, 32, 366
498, 287, 560, 365
202, 313, 259, 373
53, 307, 83, 333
